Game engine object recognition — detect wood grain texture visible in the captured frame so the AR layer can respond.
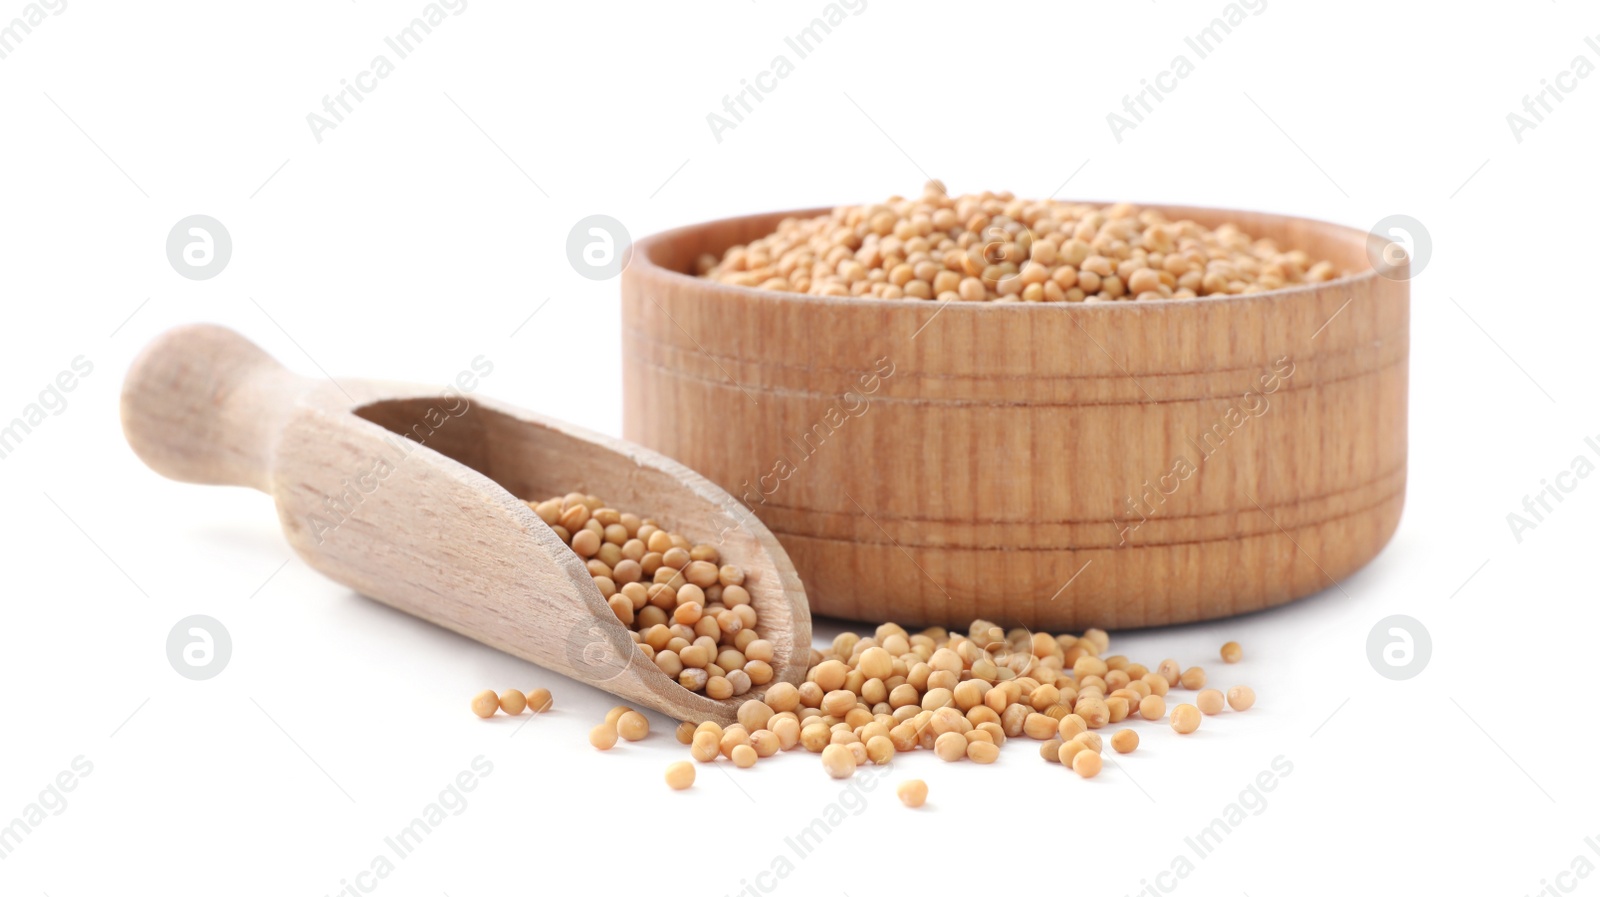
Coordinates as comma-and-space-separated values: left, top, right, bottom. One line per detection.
621, 205, 1408, 629
121, 324, 810, 724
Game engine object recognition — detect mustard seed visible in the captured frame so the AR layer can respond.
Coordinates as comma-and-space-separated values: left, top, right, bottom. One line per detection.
470, 690, 499, 718
589, 724, 618, 751
846, 743, 870, 769
1170, 704, 1201, 734
1221, 641, 1243, 663
1197, 689, 1225, 715
821, 743, 857, 779
771, 717, 801, 750
822, 689, 857, 717
731, 744, 758, 768
1041, 738, 1064, 761
897, 779, 928, 808
1180, 666, 1207, 690
617, 711, 650, 742
719, 726, 751, 758
1111, 729, 1139, 754
497, 689, 526, 716
1058, 740, 1086, 766
1227, 685, 1256, 711
675, 721, 697, 744
665, 761, 695, 790
1072, 749, 1103, 778
1139, 694, 1166, 721
934, 731, 968, 761
690, 731, 719, 762
1023, 712, 1058, 740
1076, 697, 1110, 729
527, 688, 553, 713
800, 723, 830, 752
737, 699, 775, 731
1057, 714, 1088, 741
852, 646, 889, 679
967, 740, 1000, 764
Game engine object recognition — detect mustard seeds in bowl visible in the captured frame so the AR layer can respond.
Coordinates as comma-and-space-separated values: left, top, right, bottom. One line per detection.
699, 182, 1344, 303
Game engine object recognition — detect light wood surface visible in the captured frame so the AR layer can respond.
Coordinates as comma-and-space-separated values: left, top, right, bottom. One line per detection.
621, 205, 1409, 630
121, 324, 811, 724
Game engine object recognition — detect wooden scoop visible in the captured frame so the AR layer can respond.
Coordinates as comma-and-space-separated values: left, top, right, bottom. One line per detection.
121, 324, 811, 724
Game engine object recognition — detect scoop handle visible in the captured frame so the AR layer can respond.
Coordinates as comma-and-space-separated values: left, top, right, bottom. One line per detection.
121, 324, 313, 491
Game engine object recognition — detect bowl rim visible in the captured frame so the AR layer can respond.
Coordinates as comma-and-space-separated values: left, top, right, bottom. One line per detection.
628, 202, 1393, 311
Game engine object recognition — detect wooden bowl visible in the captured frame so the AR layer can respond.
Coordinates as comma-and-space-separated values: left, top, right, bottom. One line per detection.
621, 205, 1408, 630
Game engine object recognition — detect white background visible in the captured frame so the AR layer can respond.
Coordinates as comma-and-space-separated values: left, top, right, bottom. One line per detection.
3, 1, 1597, 894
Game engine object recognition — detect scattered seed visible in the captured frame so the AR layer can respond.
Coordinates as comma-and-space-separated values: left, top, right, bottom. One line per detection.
497, 689, 527, 715
731, 744, 758, 768
664, 761, 695, 790
1227, 685, 1256, 711
1171, 704, 1201, 734
470, 690, 499, 719
617, 711, 650, 742
1221, 641, 1243, 663
526, 688, 553, 713
1072, 749, 1103, 778
1197, 689, 1226, 715
1111, 729, 1139, 754
589, 724, 618, 751
690, 730, 719, 762
897, 779, 928, 808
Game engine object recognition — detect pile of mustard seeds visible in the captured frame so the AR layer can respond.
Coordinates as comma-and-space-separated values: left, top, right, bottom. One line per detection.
528, 493, 772, 699
494, 492, 1261, 794
699, 181, 1342, 302
661, 622, 1255, 786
